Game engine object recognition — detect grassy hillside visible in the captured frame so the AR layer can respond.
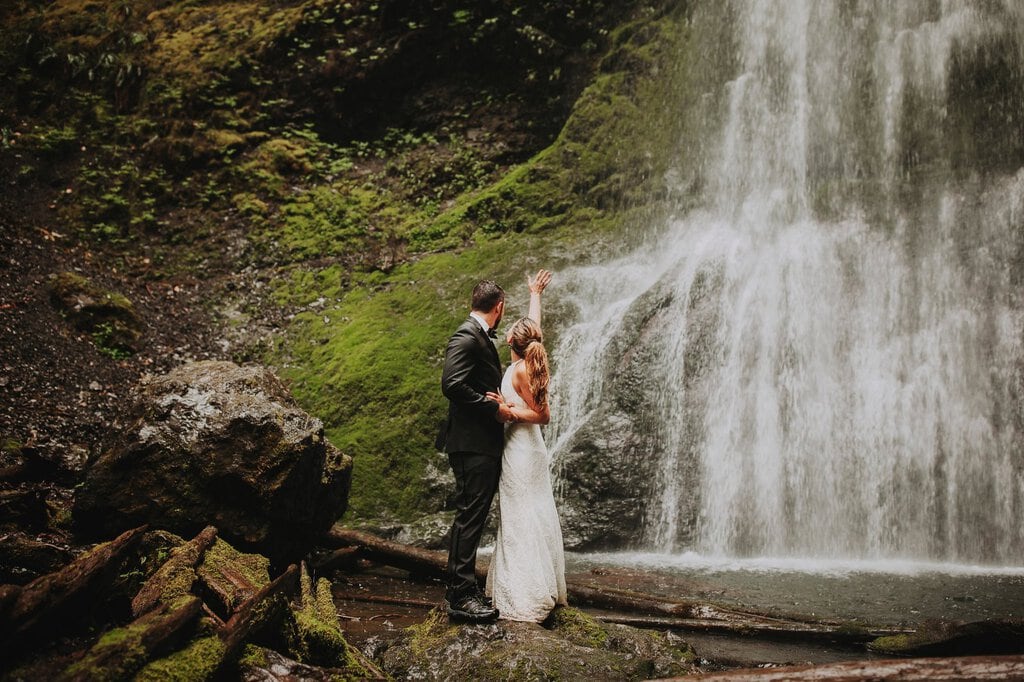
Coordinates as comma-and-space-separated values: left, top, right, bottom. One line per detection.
0, 0, 695, 528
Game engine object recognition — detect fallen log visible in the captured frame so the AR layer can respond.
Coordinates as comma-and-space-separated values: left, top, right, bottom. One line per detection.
312, 546, 364, 574
221, 563, 300, 658
132, 525, 218, 617
133, 564, 300, 681
342, 644, 389, 681
61, 595, 203, 681
601, 614, 907, 644
654, 653, 1024, 681
198, 538, 270, 619
867, 618, 1024, 656
0, 525, 147, 653
324, 526, 486, 581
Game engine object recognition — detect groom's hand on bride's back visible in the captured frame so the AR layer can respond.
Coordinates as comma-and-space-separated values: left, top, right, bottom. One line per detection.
487, 391, 515, 423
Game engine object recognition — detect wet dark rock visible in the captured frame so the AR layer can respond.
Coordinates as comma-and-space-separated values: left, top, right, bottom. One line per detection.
555, 264, 720, 550
378, 606, 697, 681
73, 361, 352, 564
238, 646, 355, 682
394, 511, 454, 550
0, 533, 74, 584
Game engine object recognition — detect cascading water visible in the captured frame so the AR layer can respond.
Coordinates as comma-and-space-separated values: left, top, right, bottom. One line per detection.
550, 1, 1024, 565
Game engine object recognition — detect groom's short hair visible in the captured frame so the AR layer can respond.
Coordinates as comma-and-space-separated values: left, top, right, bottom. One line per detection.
472, 280, 504, 312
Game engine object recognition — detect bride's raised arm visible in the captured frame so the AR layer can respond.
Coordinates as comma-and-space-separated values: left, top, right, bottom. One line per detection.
527, 269, 551, 327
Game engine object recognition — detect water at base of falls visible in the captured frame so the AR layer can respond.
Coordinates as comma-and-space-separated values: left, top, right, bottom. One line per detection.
566, 551, 1024, 626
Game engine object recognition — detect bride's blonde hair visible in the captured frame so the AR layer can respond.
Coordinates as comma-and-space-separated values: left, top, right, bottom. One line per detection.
508, 317, 549, 407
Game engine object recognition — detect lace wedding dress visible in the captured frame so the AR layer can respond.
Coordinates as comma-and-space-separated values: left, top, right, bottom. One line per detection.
485, 361, 567, 622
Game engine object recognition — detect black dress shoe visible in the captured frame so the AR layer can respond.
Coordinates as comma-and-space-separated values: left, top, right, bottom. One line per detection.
447, 593, 499, 623
471, 587, 494, 608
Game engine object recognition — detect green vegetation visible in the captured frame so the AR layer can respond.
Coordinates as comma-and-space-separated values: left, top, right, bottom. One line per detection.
549, 606, 610, 648
2, 0, 691, 525
270, 6, 695, 522
407, 607, 459, 659
280, 564, 369, 675
134, 635, 226, 682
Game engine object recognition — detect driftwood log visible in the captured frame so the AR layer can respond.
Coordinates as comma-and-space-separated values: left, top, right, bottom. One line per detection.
0, 525, 147, 653
62, 595, 203, 681
312, 546, 365, 574
132, 525, 218, 617
658, 654, 1024, 681
221, 562, 299, 658
324, 527, 485, 580
321, 526, 910, 644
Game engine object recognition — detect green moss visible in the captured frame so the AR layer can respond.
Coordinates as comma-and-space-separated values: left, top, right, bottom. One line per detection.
135, 635, 226, 682
198, 538, 270, 591
868, 633, 913, 654
237, 644, 269, 669
410, 10, 692, 249
61, 597, 201, 681
407, 607, 459, 659
143, 3, 304, 91
134, 541, 203, 611
62, 623, 149, 681
48, 272, 142, 355
262, 7, 696, 523
867, 619, 961, 655
281, 564, 368, 675
549, 606, 609, 649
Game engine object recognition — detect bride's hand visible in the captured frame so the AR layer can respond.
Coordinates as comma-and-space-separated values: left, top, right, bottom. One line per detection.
486, 391, 504, 404
528, 269, 552, 295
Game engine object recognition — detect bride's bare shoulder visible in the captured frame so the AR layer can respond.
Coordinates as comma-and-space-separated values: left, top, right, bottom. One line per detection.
510, 359, 529, 388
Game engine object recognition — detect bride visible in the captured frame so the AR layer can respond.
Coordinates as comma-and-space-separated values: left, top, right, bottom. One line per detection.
485, 270, 567, 622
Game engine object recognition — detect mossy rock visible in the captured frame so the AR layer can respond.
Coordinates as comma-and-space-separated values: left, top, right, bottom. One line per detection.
238, 645, 374, 682
47, 271, 142, 357
73, 361, 353, 566
379, 606, 697, 681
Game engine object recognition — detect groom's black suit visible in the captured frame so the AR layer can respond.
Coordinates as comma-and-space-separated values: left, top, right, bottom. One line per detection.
439, 316, 504, 600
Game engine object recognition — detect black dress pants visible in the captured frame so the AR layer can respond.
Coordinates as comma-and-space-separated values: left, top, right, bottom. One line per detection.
445, 451, 500, 600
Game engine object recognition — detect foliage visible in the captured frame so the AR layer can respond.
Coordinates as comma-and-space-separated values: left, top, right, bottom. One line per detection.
270, 5, 693, 522
2, 0, 685, 524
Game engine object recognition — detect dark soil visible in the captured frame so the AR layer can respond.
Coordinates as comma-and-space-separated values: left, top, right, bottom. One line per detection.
0, 152, 239, 578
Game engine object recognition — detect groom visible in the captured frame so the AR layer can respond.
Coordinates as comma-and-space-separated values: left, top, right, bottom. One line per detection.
438, 279, 515, 622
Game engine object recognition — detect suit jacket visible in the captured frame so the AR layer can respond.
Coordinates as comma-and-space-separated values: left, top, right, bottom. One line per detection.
439, 317, 504, 457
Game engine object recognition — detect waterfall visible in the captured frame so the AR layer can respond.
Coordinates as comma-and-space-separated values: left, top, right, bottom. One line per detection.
550, 0, 1024, 565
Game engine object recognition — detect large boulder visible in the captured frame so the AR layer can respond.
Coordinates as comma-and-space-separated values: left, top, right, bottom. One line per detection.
73, 361, 351, 563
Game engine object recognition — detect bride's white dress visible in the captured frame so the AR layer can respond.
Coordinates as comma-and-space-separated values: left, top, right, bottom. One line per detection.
486, 361, 567, 622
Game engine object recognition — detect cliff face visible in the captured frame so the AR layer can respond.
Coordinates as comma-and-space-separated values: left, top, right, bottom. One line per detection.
0, 0, 690, 529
